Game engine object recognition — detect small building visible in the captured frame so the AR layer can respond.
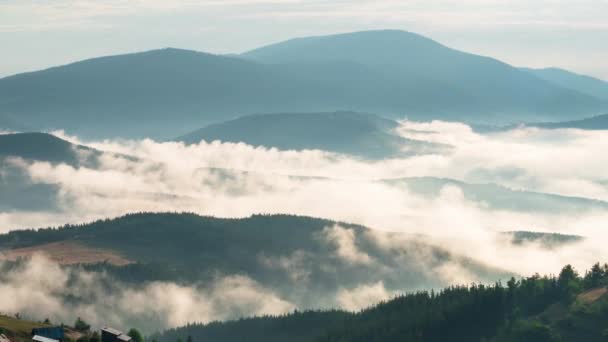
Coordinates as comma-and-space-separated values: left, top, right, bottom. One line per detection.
32, 335, 59, 342
101, 328, 132, 342
0, 333, 12, 342
31, 328, 64, 342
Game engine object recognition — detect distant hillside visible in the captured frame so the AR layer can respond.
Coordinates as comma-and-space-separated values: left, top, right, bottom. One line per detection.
477, 113, 608, 132
0, 113, 27, 131
506, 231, 583, 248
533, 113, 608, 130
0, 133, 104, 211
0, 315, 47, 342
243, 30, 606, 123
522, 67, 608, 101
0, 132, 96, 165
389, 177, 608, 213
0, 213, 510, 309
153, 263, 608, 342
1, 31, 606, 138
176, 111, 445, 159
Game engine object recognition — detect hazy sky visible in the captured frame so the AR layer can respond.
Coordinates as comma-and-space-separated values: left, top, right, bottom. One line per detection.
1, 0, 607, 80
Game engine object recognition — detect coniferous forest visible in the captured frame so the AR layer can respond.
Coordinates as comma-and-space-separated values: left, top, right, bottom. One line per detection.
153, 263, 608, 342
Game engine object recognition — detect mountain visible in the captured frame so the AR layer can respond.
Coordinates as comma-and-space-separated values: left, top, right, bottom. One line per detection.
0, 132, 97, 165
153, 263, 608, 342
522, 67, 608, 101
0, 132, 103, 211
243, 30, 606, 123
176, 111, 446, 159
0, 113, 26, 131
0, 49, 285, 138
476, 113, 608, 132
1, 31, 606, 139
390, 177, 608, 214
533, 113, 608, 130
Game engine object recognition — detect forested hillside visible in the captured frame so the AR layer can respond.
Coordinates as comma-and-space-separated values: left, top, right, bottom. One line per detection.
154, 263, 608, 342
0, 213, 509, 295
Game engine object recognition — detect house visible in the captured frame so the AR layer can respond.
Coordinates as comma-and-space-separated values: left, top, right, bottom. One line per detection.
32, 335, 59, 342
101, 328, 132, 342
31, 328, 64, 342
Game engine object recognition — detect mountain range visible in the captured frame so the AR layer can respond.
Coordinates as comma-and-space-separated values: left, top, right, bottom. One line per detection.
1, 30, 606, 139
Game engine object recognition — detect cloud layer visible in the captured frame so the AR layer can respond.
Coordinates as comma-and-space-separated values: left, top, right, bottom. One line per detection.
1, 121, 608, 330
0, 255, 294, 332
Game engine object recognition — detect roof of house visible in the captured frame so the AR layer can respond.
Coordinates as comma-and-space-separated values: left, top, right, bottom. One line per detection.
0, 334, 11, 342
32, 335, 59, 342
117, 335, 131, 342
101, 328, 131, 342
31, 327, 64, 340
101, 328, 123, 336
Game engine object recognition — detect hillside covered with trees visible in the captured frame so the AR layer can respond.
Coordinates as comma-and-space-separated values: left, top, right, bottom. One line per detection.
154, 263, 608, 342
0, 213, 510, 304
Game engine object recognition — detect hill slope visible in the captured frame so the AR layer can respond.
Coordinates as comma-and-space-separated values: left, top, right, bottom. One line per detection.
243, 30, 606, 123
0, 213, 510, 309
522, 67, 608, 101
0, 132, 105, 211
0, 132, 96, 165
533, 113, 608, 130
0, 315, 48, 342
176, 111, 444, 159
478, 113, 608, 131
390, 177, 608, 213
153, 264, 608, 342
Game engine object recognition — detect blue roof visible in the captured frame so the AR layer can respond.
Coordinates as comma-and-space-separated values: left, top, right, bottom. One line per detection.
31, 327, 64, 340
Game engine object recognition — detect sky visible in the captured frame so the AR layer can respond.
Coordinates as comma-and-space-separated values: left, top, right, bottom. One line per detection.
0, 0, 607, 79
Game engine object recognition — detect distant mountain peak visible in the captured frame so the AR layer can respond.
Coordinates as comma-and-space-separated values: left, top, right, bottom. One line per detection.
1, 29, 606, 139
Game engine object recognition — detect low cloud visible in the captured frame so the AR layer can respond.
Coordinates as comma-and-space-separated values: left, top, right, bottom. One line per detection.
337, 282, 392, 312
322, 225, 373, 266
0, 255, 294, 332
2, 122, 608, 327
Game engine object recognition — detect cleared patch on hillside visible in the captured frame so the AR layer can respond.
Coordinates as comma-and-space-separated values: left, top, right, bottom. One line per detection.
0, 314, 47, 342
578, 287, 608, 304
0, 241, 133, 266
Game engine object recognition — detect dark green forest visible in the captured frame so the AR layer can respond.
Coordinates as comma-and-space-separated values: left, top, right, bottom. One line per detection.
2, 213, 605, 341
0, 213, 507, 291
153, 263, 608, 342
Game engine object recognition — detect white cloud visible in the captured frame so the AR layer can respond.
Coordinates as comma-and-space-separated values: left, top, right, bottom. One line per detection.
0, 255, 294, 331
322, 225, 373, 265
337, 281, 392, 311
3, 121, 608, 316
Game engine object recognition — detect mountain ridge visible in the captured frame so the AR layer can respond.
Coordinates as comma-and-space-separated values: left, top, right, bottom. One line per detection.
1, 30, 607, 138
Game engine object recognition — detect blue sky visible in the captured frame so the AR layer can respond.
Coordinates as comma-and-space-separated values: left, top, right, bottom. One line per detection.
1, 0, 607, 80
